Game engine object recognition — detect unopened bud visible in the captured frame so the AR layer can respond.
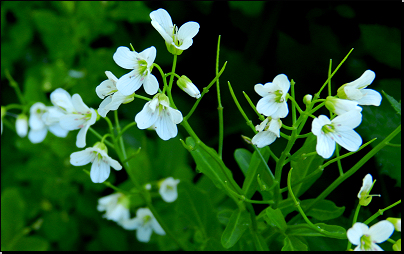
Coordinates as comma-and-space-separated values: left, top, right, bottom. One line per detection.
177, 75, 201, 99
16, 114, 28, 138
303, 94, 312, 105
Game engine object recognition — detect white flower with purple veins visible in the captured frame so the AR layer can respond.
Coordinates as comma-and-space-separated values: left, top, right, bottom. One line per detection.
96, 71, 134, 117
51, 88, 97, 148
347, 221, 395, 251
252, 117, 282, 148
159, 177, 180, 203
97, 192, 130, 224
113, 46, 159, 96
120, 207, 165, 242
150, 8, 200, 55
135, 93, 183, 141
255, 74, 290, 119
311, 110, 362, 159
337, 70, 382, 106
70, 142, 122, 183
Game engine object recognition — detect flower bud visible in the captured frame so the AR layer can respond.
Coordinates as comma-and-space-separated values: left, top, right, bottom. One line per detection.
16, 114, 28, 138
325, 96, 362, 115
387, 218, 401, 232
93, 141, 108, 153
177, 75, 201, 99
303, 94, 312, 105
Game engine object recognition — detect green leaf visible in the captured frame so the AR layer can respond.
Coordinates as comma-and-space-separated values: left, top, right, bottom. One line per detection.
217, 209, 234, 225
251, 231, 270, 251
282, 236, 308, 251
221, 208, 251, 249
234, 148, 252, 176
264, 207, 287, 232
185, 137, 237, 192
286, 223, 346, 238
382, 90, 401, 115
201, 238, 227, 251
301, 199, 345, 221
241, 146, 274, 200
290, 133, 324, 198
8, 236, 49, 251
1, 188, 26, 246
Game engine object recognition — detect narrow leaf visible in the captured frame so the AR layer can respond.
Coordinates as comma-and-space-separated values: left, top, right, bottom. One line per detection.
382, 90, 401, 115
264, 207, 287, 232
234, 148, 252, 176
301, 199, 345, 221
286, 223, 346, 239
221, 208, 251, 249
282, 236, 308, 251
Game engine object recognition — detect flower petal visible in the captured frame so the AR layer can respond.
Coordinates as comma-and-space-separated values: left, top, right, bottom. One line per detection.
72, 94, 90, 114
48, 123, 69, 137
316, 133, 335, 159
151, 219, 166, 235
254, 83, 270, 97
345, 70, 375, 89
116, 71, 143, 96
28, 128, 48, 144
76, 124, 90, 148
135, 102, 159, 129
167, 107, 183, 124
272, 74, 290, 93
150, 9, 174, 43
256, 94, 277, 116
356, 89, 382, 106
143, 74, 159, 95
332, 110, 362, 130
137, 225, 153, 242
368, 220, 395, 243
120, 217, 142, 230
331, 129, 362, 152
140, 46, 157, 67
70, 149, 94, 166
90, 159, 110, 183
271, 101, 289, 119
311, 115, 331, 136
154, 110, 178, 140
347, 222, 369, 246
107, 157, 122, 171
252, 131, 277, 148
50, 88, 75, 113
113, 46, 138, 70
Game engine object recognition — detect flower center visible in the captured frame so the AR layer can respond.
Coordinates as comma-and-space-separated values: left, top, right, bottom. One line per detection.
321, 124, 335, 134
142, 215, 152, 226
137, 59, 148, 77
359, 234, 373, 251
274, 90, 284, 103
172, 25, 181, 46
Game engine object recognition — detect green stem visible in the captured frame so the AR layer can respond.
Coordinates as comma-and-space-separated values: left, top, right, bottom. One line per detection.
89, 127, 114, 149
152, 63, 169, 94
5, 69, 26, 106
243, 91, 265, 121
216, 35, 224, 159
290, 79, 297, 125
363, 199, 401, 225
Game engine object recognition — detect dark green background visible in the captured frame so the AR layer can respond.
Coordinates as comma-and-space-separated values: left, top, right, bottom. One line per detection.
1, 1, 401, 251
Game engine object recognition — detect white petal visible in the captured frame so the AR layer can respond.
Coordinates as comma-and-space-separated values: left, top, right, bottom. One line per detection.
254, 84, 270, 97
70, 149, 94, 166
107, 157, 122, 171
135, 102, 159, 129
48, 123, 69, 137
29, 102, 47, 130
347, 222, 368, 246
271, 101, 289, 119
344, 86, 363, 101
255, 118, 269, 132
345, 70, 375, 89
50, 88, 75, 113
316, 133, 335, 159
311, 115, 331, 136
143, 74, 159, 95
28, 128, 48, 143
252, 131, 277, 148
331, 129, 362, 152
139, 46, 157, 68
59, 114, 85, 130
98, 96, 113, 118
72, 94, 90, 114
113, 46, 138, 70
90, 159, 110, 183
256, 94, 278, 116
120, 217, 142, 230
154, 110, 178, 140
178, 22, 199, 41
356, 89, 382, 106
151, 219, 166, 235
167, 107, 183, 124
368, 220, 395, 243
332, 110, 362, 130
137, 225, 153, 242
96, 79, 116, 99
150, 9, 174, 42
76, 124, 90, 148
357, 174, 373, 198
116, 71, 143, 96
272, 74, 290, 93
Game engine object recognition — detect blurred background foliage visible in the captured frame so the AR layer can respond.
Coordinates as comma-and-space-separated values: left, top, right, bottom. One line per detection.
1, 1, 401, 251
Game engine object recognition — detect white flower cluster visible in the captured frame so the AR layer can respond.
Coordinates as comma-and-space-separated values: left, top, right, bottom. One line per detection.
97, 177, 179, 243
251, 70, 382, 160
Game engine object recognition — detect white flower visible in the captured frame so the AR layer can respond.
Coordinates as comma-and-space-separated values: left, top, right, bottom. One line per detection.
120, 207, 165, 242
337, 70, 382, 106
150, 8, 200, 55
347, 221, 395, 251
135, 93, 183, 141
27, 102, 69, 143
159, 177, 180, 203
70, 142, 122, 183
255, 74, 290, 119
252, 117, 282, 148
113, 46, 159, 96
96, 71, 134, 117
176, 75, 201, 99
357, 174, 379, 206
311, 111, 362, 159
325, 96, 362, 115
16, 114, 28, 138
51, 88, 97, 148
97, 192, 130, 224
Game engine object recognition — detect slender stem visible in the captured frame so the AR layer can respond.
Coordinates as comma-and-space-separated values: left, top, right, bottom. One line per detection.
290, 79, 297, 125
363, 199, 401, 225
335, 145, 344, 176
243, 91, 265, 121
82, 169, 129, 194
252, 145, 276, 181
216, 35, 224, 159
184, 62, 227, 121
228, 82, 256, 133
89, 127, 114, 149
152, 63, 169, 94
5, 69, 26, 106
115, 121, 137, 140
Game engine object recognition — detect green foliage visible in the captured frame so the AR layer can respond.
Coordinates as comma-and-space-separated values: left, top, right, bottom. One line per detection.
221, 208, 251, 248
